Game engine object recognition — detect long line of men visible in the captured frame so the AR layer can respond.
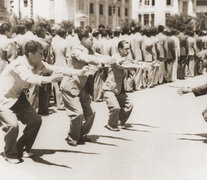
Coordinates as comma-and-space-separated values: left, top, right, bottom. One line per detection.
0, 18, 206, 164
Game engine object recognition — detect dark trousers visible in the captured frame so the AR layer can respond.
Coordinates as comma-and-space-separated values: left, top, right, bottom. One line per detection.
62, 90, 95, 141
0, 93, 42, 158
103, 91, 133, 128
177, 56, 187, 79
38, 83, 51, 115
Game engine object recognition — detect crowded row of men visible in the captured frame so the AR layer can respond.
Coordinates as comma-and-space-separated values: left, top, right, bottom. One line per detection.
0, 18, 206, 164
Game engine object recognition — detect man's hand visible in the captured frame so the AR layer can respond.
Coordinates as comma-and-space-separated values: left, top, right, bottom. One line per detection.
81, 66, 90, 75
177, 87, 192, 96
50, 72, 63, 82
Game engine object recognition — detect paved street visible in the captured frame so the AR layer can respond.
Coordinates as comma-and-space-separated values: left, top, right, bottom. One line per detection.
1, 74, 207, 180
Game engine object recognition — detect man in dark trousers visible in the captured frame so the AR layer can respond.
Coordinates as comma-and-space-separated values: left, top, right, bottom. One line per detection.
0, 40, 88, 164
61, 29, 115, 146
103, 40, 133, 131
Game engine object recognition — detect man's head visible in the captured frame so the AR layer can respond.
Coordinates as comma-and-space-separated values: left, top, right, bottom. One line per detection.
78, 29, 93, 49
15, 24, 25, 35
57, 28, 67, 39
25, 40, 44, 66
157, 25, 164, 33
25, 19, 35, 32
0, 23, 12, 37
118, 40, 130, 57
35, 26, 46, 39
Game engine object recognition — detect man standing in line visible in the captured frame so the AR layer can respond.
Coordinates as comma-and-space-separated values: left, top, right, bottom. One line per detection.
51, 28, 70, 110
103, 40, 133, 131
0, 40, 88, 164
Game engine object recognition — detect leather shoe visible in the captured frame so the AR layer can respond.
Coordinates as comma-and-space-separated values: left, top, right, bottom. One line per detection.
1, 152, 21, 164
105, 125, 120, 131
65, 137, 77, 146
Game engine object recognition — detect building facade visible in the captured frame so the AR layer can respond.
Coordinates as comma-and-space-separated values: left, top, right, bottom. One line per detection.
0, 0, 11, 21
132, 0, 207, 26
10, 0, 132, 29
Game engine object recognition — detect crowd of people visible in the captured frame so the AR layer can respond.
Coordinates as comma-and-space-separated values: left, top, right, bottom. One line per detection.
0, 17, 207, 164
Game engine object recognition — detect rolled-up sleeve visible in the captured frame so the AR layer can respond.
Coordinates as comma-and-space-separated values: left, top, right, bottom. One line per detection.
192, 83, 207, 97
13, 64, 42, 85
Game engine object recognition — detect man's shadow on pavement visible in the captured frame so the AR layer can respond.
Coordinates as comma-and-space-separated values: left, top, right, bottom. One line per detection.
126, 123, 159, 129
178, 133, 207, 144
30, 149, 99, 169
117, 123, 158, 132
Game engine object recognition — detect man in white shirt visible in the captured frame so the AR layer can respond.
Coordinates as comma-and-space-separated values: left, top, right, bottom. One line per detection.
0, 40, 88, 164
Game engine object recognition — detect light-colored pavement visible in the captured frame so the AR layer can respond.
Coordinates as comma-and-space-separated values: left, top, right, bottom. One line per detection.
1, 75, 207, 180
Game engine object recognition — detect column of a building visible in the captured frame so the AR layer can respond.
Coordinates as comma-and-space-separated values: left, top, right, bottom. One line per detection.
121, 0, 125, 20
95, 0, 99, 27
188, 0, 195, 16
128, 0, 132, 20
173, 0, 179, 14
149, 13, 152, 26
87, 0, 90, 26
105, 0, 109, 26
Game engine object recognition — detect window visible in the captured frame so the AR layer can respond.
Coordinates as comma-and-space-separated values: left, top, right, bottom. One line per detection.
118, 7, 121, 17
125, 8, 128, 16
151, 14, 155, 26
145, 0, 150, 6
197, 0, 207, 6
144, 14, 149, 25
139, 0, 142, 6
152, 0, 155, 6
10, 0, 14, 8
90, 3, 94, 14
138, 14, 142, 24
182, 1, 188, 14
109, 6, 112, 16
99, 4, 103, 15
79, 0, 84, 11
165, 13, 170, 25
166, 0, 172, 6
24, 0, 28, 7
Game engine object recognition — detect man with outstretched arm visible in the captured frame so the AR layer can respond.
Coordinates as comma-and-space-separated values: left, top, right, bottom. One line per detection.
0, 40, 88, 164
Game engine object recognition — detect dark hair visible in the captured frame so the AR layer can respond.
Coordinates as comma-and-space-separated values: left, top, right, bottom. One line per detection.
98, 24, 105, 30
150, 26, 157, 36
25, 19, 34, 31
35, 26, 45, 38
106, 28, 113, 37
74, 26, 83, 34
114, 30, 120, 37
101, 29, 107, 37
157, 25, 164, 33
118, 40, 128, 49
25, 40, 43, 57
92, 30, 100, 38
143, 27, 151, 37
57, 28, 66, 38
38, 20, 47, 29
134, 25, 141, 33
122, 26, 130, 35
77, 29, 90, 41
67, 28, 73, 35
0, 23, 11, 34
15, 24, 25, 35
85, 26, 92, 33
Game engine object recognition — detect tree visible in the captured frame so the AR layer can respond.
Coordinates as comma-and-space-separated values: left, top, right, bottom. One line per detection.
166, 14, 195, 31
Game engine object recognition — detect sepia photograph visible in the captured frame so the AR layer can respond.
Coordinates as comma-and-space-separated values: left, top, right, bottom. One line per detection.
1, 0, 207, 179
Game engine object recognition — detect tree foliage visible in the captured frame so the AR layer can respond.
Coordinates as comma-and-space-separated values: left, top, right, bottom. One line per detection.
166, 14, 195, 31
